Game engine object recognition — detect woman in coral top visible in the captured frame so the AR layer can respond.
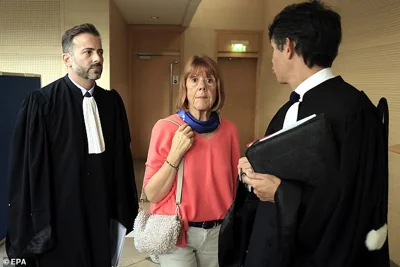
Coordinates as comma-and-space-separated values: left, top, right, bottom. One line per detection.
143, 54, 240, 267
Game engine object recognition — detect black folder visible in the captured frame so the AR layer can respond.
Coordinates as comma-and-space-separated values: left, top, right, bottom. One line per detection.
245, 114, 338, 186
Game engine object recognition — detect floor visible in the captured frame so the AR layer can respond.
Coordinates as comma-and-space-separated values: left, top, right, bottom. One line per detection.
0, 242, 6, 263
116, 238, 159, 267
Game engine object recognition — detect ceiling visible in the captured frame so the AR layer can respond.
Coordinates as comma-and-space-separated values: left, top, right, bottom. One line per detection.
113, 0, 202, 26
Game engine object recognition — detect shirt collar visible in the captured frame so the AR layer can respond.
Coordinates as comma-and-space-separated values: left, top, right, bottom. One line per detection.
67, 75, 95, 96
294, 68, 336, 101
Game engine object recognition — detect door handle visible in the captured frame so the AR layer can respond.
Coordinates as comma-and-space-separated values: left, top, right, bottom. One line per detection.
169, 60, 178, 114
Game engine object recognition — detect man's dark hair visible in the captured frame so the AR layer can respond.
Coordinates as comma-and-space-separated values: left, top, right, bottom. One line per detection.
62, 23, 100, 53
268, 0, 342, 68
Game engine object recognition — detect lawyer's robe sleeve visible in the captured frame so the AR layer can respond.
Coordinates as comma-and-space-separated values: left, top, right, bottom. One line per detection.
307, 96, 389, 267
111, 89, 138, 233
273, 180, 301, 266
6, 91, 55, 258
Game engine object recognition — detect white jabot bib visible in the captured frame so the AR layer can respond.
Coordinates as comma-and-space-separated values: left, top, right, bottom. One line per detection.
283, 68, 335, 129
82, 92, 105, 154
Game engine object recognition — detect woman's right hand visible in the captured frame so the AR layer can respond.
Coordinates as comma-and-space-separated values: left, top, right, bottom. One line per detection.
169, 124, 194, 160
145, 123, 194, 203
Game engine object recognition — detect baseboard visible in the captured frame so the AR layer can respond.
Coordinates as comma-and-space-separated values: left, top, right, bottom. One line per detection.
391, 260, 400, 267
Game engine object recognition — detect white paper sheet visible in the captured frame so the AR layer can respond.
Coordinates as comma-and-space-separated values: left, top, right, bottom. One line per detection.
110, 219, 127, 267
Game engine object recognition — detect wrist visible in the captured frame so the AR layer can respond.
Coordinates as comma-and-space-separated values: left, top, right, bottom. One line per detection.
166, 152, 181, 167
165, 159, 179, 170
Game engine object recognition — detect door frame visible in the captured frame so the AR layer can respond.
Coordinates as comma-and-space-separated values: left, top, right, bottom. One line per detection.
129, 52, 181, 159
215, 29, 263, 140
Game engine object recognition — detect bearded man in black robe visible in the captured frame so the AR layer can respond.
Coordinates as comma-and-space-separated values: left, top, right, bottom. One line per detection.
6, 23, 138, 267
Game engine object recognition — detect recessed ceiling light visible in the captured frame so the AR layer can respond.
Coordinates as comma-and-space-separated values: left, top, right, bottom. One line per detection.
151, 16, 160, 19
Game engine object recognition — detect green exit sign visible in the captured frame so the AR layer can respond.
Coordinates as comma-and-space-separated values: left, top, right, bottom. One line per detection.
231, 44, 247, 52
231, 40, 249, 53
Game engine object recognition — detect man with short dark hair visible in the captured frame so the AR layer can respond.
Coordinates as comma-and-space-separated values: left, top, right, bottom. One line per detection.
6, 23, 138, 267
221, 1, 389, 266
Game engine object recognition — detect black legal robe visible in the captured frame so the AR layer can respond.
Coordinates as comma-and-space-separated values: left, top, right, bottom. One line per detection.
6, 75, 138, 267
223, 76, 389, 267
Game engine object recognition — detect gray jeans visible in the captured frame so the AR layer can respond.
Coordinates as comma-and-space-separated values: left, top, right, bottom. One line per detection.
158, 225, 221, 267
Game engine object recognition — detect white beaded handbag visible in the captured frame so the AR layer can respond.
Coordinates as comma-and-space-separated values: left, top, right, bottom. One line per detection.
133, 119, 184, 255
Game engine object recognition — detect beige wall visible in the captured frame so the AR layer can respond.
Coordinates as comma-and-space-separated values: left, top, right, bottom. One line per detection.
183, 0, 265, 63
0, 0, 110, 89
110, 0, 129, 111
0, 0, 64, 86
260, 0, 400, 263
256, 0, 302, 137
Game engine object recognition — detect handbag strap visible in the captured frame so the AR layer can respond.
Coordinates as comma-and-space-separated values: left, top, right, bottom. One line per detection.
175, 159, 184, 204
140, 117, 184, 206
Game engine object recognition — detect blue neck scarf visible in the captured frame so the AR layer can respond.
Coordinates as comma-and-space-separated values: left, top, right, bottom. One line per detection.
177, 109, 220, 134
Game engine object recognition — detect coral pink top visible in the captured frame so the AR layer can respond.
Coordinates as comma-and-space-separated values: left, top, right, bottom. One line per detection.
143, 114, 240, 246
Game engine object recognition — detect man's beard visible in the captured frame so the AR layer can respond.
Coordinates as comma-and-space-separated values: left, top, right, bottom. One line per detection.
71, 57, 102, 80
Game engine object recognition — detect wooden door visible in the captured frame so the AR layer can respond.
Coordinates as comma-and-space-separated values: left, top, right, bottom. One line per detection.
130, 55, 180, 159
218, 57, 257, 156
